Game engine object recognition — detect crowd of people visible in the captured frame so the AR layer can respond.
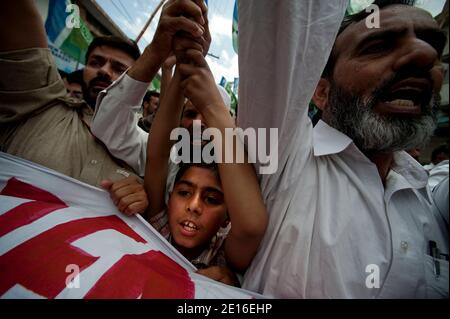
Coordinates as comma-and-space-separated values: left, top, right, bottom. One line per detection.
0, 0, 448, 298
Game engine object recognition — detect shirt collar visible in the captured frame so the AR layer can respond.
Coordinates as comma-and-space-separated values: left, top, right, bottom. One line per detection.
312, 120, 428, 188
390, 151, 429, 189
313, 120, 353, 156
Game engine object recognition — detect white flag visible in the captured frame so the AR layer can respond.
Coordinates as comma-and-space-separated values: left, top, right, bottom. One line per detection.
0, 152, 262, 299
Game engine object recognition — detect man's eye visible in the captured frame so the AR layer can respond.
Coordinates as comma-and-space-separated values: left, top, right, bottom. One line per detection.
361, 42, 389, 55
112, 64, 127, 75
88, 60, 100, 67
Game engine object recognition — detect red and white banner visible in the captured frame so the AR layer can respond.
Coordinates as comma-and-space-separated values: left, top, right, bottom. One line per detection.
0, 152, 261, 299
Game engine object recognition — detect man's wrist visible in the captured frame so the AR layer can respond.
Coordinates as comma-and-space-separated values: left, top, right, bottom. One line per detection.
127, 45, 164, 83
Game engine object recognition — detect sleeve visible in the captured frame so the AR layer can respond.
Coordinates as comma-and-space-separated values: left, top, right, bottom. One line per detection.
237, 0, 347, 176
0, 48, 66, 124
91, 72, 150, 177
148, 209, 171, 239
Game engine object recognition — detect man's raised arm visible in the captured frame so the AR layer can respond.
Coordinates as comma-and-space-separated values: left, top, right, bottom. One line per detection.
0, 0, 47, 51
237, 0, 347, 175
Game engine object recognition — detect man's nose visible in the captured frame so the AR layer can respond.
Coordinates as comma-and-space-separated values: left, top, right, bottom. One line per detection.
98, 62, 113, 80
393, 37, 439, 73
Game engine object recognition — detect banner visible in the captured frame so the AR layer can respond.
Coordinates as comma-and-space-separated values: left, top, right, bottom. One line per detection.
0, 152, 262, 299
42, 0, 94, 65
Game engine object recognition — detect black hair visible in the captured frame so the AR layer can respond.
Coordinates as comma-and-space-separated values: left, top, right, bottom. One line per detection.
66, 69, 84, 85
85, 36, 141, 63
143, 90, 160, 102
431, 144, 449, 162
322, 0, 416, 78
174, 162, 220, 185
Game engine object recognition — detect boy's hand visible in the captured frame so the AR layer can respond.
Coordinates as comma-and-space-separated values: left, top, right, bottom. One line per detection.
196, 266, 240, 287
100, 176, 149, 216
177, 49, 225, 113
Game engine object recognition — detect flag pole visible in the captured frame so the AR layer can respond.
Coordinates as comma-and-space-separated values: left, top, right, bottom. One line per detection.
136, 0, 166, 43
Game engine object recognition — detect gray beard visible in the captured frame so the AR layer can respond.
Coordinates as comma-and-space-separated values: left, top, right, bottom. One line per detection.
324, 82, 438, 153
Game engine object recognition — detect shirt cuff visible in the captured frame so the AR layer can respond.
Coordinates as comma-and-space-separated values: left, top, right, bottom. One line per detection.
97, 71, 151, 108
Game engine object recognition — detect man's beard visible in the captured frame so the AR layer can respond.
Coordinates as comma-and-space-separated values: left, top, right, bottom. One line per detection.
324, 78, 438, 154
82, 75, 112, 109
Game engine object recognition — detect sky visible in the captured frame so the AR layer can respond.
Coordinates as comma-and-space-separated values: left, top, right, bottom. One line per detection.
96, 0, 238, 84
95, 0, 447, 84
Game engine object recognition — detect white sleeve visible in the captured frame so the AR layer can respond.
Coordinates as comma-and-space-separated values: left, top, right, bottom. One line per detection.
237, 0, 347, 175
91, 72, 150, 177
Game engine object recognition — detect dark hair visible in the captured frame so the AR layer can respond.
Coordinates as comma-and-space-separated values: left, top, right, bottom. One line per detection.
322, 0, 416, 78
66, 69, 84, 85
85, 36, 141, 63
143, 90, 160, 102
431, 144, 449, 162
174, 162, 220, 185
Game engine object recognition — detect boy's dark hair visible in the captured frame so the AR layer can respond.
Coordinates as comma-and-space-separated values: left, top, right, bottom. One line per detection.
431, 144, 449, 163
143, 90, 160, 102
66, 69, 84, 85
85, 36, 141, 63
175, 162, 220, 185
322, 0, 416, 78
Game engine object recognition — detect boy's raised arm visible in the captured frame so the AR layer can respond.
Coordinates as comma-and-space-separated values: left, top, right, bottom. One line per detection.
144, 71, 185, 218
178, 50, 268, 272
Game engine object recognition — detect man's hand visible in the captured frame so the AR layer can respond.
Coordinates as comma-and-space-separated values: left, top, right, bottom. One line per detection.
127, 0, 208, 83
150, 0, 209, 64
100, 176, 149, 216
196, 266, 241, 287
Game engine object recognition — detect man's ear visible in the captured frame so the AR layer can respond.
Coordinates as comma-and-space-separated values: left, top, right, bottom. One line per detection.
312, 78, 331, 111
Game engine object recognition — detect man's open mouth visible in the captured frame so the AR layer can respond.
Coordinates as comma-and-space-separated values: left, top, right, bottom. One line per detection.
378, 79, 432, 115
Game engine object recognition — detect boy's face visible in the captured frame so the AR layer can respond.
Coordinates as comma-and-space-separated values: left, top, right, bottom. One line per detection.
167, 166, 227, 257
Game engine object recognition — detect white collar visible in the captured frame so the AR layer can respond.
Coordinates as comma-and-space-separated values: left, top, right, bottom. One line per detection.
312, 120, 428, 188
313, 120, 353, 156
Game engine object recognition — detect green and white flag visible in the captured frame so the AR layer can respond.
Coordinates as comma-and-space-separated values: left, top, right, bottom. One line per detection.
37, 0, 94, 71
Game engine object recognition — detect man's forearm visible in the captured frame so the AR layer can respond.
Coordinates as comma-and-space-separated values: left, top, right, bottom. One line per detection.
0, 0, 47, 51
127, 44, 164, 83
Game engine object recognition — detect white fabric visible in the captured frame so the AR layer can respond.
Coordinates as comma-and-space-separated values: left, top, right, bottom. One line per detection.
428, 160, 449, 190
92, 72, 149, 177
432, 176, 449, 227
0, 152, 263, 299
237, 0, 448, 298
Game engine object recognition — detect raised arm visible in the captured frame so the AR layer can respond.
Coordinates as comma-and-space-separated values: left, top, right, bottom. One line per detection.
0, 0, 67, 124
237, 0, 347, 174
144, 70, 185, 218
160, 55, 177, 102
0, 0, 47, 51
91, 0, 209, 176
178, 50, 268, 272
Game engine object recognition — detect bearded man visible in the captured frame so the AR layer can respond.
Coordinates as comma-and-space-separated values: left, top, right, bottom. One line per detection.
237, 0, 448, 298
